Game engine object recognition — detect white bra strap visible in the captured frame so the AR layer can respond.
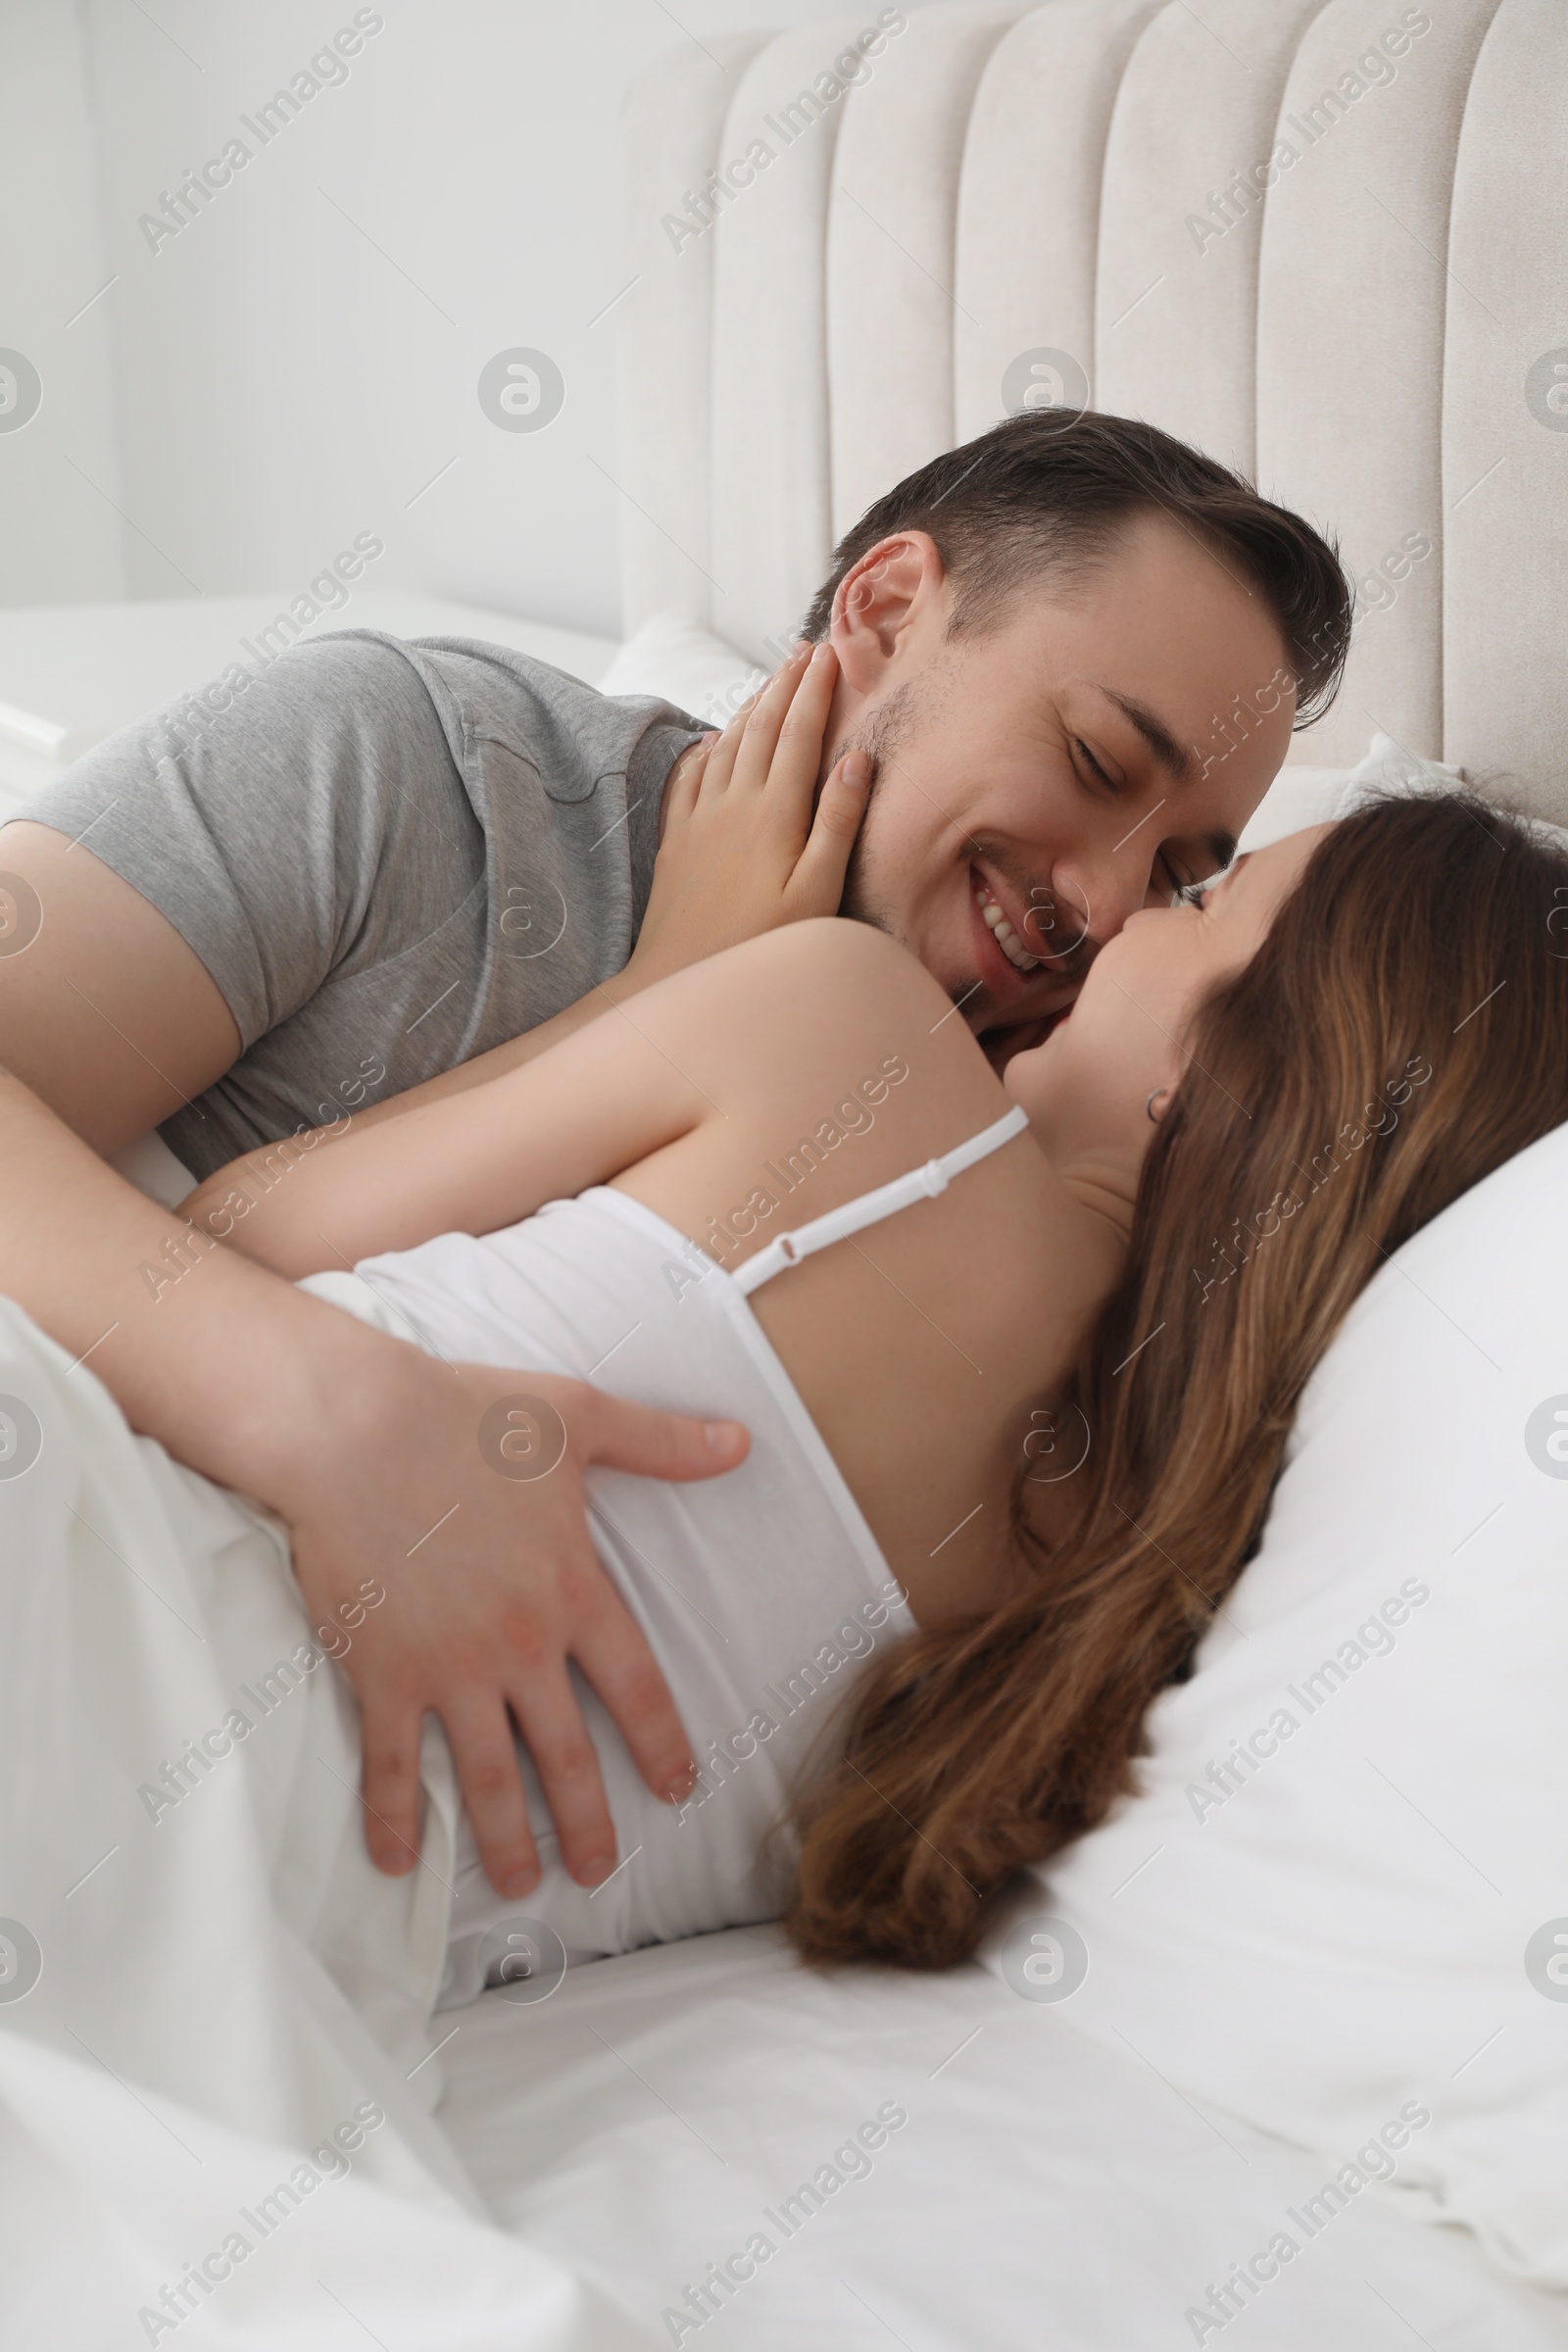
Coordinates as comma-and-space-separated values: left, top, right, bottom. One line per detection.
731, 1103, 1031, 1297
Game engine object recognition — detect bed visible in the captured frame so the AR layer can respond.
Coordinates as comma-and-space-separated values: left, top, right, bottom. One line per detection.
4, 5, 1567, 2346
456, 2, 1568, 2338
437, 1924, 1568, 2352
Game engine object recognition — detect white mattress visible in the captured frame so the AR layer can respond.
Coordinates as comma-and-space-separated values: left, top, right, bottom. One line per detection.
436, 1923, 1568, 2351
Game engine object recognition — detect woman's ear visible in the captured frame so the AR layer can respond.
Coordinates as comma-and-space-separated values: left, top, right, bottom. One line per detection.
828, 531, 947, 694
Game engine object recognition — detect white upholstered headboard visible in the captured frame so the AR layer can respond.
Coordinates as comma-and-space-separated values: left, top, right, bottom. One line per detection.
615, 0, 1567, 815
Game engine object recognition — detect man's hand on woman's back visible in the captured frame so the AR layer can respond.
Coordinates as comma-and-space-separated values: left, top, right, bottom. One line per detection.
278, 1346, 748, 1894
0, 640, 862, 1894
0, 822, 748, 1895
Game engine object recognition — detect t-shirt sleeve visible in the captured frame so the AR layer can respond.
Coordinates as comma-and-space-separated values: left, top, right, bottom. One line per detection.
22, 631, 482, 1049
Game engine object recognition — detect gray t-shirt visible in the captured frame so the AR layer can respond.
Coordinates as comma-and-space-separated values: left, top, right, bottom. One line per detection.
27, 630, 705, 1179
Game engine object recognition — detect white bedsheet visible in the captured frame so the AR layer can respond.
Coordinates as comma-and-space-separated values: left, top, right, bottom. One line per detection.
0, 1296, 641, 2350
4, 1291, 1565, 2350
436, 1924, 1568, 2352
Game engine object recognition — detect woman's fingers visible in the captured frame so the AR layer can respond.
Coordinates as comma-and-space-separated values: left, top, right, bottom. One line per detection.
759, 640, 840, 810
697, 644, 809, 800
658, 731, 718, 837
692, 640, 837, 815
726, 642, 821, 797
790, 749, 871, 910
634, 638, 851, 962
692, 680, 765, 799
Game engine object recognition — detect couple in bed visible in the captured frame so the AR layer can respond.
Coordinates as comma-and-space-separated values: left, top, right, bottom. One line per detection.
8, 410, 1567, 1999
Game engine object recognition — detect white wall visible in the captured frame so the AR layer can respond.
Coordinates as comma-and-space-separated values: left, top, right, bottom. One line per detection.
0, 2, 127, 605
1, 0, 848, 636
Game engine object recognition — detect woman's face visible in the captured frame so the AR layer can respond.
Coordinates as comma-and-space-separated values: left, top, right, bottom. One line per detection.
1004, 826, 1329, 1167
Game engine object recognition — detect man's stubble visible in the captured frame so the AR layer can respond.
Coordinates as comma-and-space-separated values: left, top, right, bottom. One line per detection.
831, 676, 977, 1003
828, 668, 1088, 1052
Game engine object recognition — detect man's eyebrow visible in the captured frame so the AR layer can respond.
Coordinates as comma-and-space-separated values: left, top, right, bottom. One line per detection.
1095, 687, 1194, 784
1089, 686, 1237, 873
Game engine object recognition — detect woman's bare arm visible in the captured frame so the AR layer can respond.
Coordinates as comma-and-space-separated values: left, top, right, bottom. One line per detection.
181, 980, 711, 1276
183, 916, 956, 1280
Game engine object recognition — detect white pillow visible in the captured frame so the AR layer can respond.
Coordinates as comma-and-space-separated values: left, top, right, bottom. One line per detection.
1243, 736, 1568, 858
598, 610, 765, 729
985, 1119, 1568, 2286
1237, 732, 1467, 851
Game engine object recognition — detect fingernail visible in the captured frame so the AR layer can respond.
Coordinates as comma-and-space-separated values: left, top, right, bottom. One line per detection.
844, 752, 870, 786
809, 641, 833, 664
501, 1866, 538, 1898
704, 1418, 743, 1453
580, 1852, 615, 1886
664, 1762, 700, 1802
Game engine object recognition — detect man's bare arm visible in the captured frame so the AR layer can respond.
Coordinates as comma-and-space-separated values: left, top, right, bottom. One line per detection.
0, 822, 742, 1893
0, 819, 241, 1151
0, 646, 864, 1889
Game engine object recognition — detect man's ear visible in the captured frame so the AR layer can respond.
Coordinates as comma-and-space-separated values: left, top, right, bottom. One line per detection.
828, 531, 947, 694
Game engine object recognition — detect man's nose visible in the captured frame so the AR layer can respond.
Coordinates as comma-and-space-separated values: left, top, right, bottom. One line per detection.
1044, 849, 1151, 954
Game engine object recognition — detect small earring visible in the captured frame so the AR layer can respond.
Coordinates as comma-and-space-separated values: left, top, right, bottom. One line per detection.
1146, 1087, 1171, 1124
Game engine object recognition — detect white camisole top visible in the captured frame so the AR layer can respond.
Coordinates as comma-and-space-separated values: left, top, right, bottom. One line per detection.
299, 1102, 1029, 2006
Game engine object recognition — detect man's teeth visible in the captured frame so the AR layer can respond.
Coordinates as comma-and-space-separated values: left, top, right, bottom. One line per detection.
974, 880, 1041, 973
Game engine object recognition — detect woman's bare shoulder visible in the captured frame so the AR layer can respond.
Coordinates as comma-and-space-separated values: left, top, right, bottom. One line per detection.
635, 917, 1010, 1152
685, 917, 959, 1053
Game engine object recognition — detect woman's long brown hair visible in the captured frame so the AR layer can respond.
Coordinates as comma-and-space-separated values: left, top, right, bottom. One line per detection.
785, 791, 1568, 1970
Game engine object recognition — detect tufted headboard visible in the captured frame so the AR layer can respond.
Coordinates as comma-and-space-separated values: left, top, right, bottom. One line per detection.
615, 0, 1567, 815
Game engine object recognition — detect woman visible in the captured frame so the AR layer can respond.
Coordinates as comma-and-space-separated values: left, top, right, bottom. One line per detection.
182, 730, 1568, 1987
785, 782, 1568, 1971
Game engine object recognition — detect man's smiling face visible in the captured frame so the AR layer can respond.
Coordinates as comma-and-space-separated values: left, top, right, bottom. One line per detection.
825, 509, 1300, 1051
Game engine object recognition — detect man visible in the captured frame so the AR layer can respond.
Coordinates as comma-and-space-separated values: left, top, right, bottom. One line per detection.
0, 410, 1350, 1905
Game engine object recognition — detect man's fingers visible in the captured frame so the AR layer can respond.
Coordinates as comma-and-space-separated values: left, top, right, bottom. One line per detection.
572, 1603, 702, 1814
356, 1692, 427, 1878
792, 750, 871, 906
442, 1691, 544, 1898
504, 1662, 623, 1887
575, 1386, 750, 1482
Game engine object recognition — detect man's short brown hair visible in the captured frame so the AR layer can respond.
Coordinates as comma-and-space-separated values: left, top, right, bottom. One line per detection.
801, 409, 1353, 729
